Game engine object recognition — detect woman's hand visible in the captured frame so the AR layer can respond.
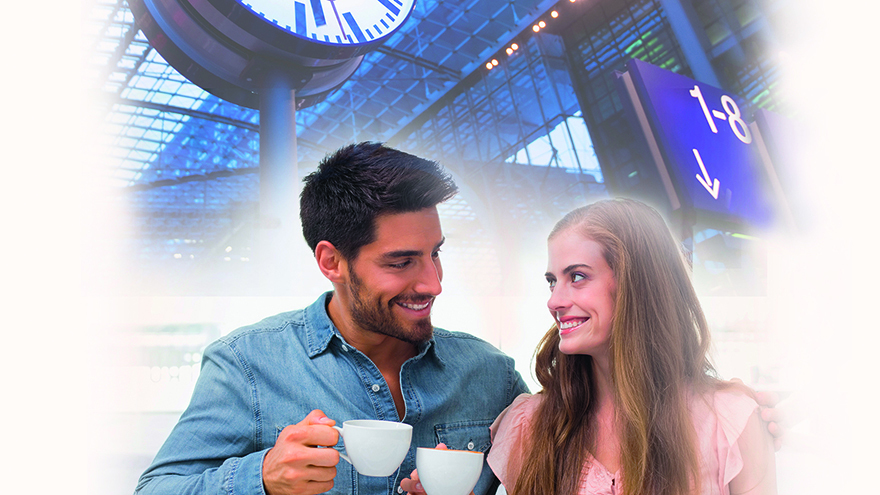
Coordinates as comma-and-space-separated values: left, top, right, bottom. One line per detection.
399, 443, 448, 494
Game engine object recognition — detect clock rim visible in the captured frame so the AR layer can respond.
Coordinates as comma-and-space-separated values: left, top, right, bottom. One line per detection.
186, 0, 416, 61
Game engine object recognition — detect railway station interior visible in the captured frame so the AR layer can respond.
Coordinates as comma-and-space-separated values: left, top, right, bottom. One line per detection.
4, 0, 879, 493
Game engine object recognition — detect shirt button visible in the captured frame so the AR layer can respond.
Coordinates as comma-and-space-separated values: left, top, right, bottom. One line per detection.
467, 441, 475, 450
341, 345, 349, 352
371, 384, 381, 392
397, 487, 403, 494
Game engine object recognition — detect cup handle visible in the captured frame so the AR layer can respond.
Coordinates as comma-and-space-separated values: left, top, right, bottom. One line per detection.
331, 426, 352, 464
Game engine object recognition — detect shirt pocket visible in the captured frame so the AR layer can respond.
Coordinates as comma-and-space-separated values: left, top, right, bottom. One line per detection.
434, 420, 493, 453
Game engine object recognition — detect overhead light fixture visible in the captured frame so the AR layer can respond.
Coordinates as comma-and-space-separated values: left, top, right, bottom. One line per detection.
506, 48, 513, 55
551, 11, 559, 18
486, 62, 494, 70
538, 20, 546, 28
532, 24, 540, 32
511, 43, 519, 50
491, 59, 499, 66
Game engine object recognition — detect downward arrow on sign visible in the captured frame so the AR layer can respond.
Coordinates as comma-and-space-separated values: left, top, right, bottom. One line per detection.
692, 148, 719, 199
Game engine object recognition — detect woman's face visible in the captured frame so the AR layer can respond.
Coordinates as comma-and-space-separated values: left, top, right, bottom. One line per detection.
545, 228, 617, 356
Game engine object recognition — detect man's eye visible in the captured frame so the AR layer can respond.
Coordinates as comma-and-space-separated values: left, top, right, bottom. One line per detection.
389, 261, 411, 269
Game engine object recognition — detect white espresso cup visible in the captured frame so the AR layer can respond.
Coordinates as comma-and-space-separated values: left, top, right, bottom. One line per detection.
331, 420, 413, 477
416, 447, 484, 495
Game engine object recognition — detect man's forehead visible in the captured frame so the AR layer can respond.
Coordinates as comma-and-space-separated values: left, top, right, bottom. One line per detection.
368, 209, 445, 253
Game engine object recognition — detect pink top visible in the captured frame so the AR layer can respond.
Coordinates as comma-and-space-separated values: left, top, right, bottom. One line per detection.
488, 388, 760, 495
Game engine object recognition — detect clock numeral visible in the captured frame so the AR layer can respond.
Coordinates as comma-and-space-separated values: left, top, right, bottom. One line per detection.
343, 12, 367, 43
376, 0, 401, 16
294, 2, 307, 36
310, 0, 326, 27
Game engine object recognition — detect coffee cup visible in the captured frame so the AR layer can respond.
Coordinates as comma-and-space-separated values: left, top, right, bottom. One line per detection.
415, 447, 484, 495
331, 420, 412, 477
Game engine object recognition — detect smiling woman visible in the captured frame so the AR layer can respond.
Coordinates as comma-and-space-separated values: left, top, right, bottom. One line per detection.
487, 198, 777, 495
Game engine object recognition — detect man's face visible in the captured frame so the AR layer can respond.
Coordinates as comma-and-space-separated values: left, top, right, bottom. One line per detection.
344, 207, 445, 344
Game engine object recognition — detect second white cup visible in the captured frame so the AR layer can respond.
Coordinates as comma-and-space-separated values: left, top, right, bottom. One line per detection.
332, 420, 412, 477
416, 447, 484, 495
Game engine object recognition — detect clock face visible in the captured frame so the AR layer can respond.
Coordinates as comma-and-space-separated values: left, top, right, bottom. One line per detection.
237, 0, 416, 46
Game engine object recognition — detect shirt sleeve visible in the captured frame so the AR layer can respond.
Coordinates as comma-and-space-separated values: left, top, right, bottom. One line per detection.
711, 388, 763, 487
487, 393, 537, 491
134, 339, 269, 495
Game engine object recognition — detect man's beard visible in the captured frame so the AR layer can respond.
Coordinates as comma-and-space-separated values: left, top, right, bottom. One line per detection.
348, 267, 434, 344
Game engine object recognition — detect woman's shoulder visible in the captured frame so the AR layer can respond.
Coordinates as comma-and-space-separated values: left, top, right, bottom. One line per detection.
691, 382, 761, 443
490, 393, 540, 439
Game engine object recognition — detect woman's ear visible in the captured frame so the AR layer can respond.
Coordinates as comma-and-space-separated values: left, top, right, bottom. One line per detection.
314, 240, 347, 283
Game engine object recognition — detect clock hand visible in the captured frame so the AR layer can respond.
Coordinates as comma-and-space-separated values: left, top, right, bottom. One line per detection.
327, 0, 347, 40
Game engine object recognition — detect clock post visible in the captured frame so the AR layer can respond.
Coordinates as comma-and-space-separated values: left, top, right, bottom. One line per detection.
258, 70, 300, 293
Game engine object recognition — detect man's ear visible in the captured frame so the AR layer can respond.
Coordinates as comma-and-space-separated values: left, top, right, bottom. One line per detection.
314, 240, 348, 283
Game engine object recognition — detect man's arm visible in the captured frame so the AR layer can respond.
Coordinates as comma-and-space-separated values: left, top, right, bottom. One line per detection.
134, 340, 269, 495
135, 341, 341, 495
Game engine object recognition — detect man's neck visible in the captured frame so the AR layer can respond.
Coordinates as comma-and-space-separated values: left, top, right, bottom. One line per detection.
326, 292, 418, 371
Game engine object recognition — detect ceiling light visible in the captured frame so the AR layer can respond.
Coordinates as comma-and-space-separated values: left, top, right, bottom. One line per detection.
539, 20, 546, 28
491, 59, 499, 66
486, 62, 494, 70
551, 11, 559, 18
506, 48, 513, 55
511, 43, 519, 50
532, 24, 540, 32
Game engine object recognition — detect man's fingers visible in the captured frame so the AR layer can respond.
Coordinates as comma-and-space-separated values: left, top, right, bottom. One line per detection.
280, 421, 340, 448
760, 405, 784, 424
301, 409, 336, 427
754, 390, 780, 409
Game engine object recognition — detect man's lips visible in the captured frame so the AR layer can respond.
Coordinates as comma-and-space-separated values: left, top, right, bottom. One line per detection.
394, 298, 434, 313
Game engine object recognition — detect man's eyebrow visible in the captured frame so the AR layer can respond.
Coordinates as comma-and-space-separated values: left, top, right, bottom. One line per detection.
381, 238, 446, 260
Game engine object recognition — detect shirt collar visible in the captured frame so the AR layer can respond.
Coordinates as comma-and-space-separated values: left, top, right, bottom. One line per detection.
304, 291, 338, 357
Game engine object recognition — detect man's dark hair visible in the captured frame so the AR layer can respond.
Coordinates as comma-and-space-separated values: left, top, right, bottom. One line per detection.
300, 142, 458, 260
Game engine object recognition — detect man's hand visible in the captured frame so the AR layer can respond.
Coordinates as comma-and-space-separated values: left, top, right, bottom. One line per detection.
731, 378, 785, 452
262, 409, 340, 495
754, 390, 784, 452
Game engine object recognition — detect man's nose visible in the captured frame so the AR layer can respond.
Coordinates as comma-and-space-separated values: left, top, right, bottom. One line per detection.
415, 257, 442, 296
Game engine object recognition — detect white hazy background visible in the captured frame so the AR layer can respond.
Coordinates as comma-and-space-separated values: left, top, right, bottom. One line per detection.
4, 1, 880, 493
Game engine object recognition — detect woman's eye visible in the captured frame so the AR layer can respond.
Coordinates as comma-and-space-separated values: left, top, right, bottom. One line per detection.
546, 278, 556, 290
571, 272, 585, 283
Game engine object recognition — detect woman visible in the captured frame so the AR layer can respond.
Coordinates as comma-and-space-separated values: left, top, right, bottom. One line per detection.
487, 198, 776, 495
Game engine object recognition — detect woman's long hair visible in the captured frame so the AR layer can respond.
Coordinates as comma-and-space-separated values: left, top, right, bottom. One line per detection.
511, 198, 718, 495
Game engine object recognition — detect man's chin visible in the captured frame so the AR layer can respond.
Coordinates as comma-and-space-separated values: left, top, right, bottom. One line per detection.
401, 319, 434, 344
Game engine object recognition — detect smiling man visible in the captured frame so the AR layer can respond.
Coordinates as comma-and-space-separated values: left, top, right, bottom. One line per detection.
135, 142, 529, 495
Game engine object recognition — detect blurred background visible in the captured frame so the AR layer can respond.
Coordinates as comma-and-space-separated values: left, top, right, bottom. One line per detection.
4, 0, 878, 493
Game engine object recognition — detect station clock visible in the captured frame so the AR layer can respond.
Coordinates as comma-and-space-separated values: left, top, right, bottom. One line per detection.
129, 0, 417, 108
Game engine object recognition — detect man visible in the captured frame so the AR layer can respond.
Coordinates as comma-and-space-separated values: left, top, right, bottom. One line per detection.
135, 142, 529, 495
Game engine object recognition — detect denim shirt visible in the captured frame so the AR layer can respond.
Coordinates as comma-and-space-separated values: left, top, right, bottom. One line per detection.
135, 292, 529, 495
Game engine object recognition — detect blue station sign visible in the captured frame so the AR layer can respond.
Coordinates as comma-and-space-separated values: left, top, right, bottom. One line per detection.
624, 58, 774, 229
